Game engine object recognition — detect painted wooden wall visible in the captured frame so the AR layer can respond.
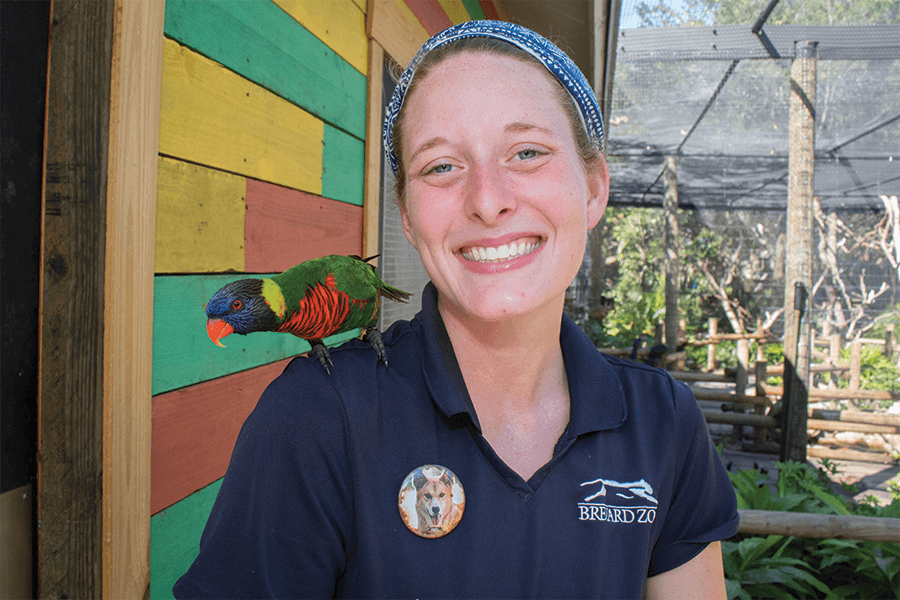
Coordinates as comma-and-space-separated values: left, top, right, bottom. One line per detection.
150, 1, 503, 596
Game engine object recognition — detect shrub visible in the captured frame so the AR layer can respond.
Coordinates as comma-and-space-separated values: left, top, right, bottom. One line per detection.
724, 460, 900, 599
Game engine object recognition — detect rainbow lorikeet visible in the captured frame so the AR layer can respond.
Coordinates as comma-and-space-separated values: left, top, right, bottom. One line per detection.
205, 254, 411, 374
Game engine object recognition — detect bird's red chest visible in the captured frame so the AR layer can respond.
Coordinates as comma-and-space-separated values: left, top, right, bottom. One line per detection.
275, 274, 376, 340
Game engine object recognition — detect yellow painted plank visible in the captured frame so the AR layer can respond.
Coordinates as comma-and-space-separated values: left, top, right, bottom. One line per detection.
159, 39, 323, 196
438, 0, 469, 25
367, 0, 429, 67
352, 0, 367, 13
273, 0, 368, 75
154, 157, 246, 274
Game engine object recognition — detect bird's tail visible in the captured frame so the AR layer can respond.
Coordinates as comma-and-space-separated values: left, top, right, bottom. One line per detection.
380, 283, 412, 303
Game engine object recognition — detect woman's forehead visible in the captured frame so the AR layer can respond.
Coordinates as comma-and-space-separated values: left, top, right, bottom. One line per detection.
407, 52, 561, 116
383, 21, 604, 175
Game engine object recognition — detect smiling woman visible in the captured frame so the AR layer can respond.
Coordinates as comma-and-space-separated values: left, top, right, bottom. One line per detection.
173, 21, 738, 600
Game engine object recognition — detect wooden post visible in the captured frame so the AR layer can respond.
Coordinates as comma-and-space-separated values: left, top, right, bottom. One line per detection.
733, 338, 750, 437
850, 338, 862, 392
886, 323, 895, 359
363, 39, 385, 266
829, 332, 841, 388
39, 2, 161, 597
755, 360, 769, 442
756, 317, 765, 362
663, 155, 680, 355
780, 40, 817, 463
590, 0, 621, 146
40, 3, 116, 596
707, 317, 717, 372
102, 2, 163, 598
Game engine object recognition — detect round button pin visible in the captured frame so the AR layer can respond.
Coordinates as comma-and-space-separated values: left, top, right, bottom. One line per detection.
398, 465, 465, 538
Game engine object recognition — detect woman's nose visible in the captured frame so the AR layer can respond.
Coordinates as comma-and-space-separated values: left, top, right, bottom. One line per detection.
465, 162, 516, 225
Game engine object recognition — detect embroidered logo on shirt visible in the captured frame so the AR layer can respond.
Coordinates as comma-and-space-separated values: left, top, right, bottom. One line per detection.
577, 477, 658, 524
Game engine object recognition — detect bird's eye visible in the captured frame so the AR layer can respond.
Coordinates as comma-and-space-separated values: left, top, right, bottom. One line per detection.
232, 300, 242, 310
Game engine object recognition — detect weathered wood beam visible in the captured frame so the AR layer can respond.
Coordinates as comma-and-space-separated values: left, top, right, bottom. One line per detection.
739, 509, 900, 543
39, 2, 115, 595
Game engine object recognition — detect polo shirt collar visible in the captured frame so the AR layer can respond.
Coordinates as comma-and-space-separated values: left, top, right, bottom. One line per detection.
416, 282, 627, 436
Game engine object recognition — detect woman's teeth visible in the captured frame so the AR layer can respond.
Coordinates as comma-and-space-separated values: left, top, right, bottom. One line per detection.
462, 240, 542, 263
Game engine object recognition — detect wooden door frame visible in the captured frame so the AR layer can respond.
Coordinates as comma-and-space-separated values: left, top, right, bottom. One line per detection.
39, 1, 163, 597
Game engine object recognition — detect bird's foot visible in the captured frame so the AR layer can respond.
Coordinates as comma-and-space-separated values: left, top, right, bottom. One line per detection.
310, 340, 333, 375
364, 328, 388, 368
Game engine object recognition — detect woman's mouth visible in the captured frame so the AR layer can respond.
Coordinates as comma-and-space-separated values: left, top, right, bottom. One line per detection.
460, 237, 544, 263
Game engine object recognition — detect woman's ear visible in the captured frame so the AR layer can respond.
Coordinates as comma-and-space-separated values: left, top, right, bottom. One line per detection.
586, 154, 610, 230
399, 201, 419, 250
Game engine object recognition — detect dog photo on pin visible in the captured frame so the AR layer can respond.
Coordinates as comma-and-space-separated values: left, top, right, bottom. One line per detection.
398, 465, 465, 538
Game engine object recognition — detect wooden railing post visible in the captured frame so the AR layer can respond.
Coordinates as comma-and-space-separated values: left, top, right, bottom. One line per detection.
707, 317, 717, 372
754, 360, 769, 443
829, 332, 841, 388
850, 338, 862, 394
733, 338, 750, 437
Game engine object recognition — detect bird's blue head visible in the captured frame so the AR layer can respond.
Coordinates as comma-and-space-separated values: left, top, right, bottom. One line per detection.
205, 279, 278, 346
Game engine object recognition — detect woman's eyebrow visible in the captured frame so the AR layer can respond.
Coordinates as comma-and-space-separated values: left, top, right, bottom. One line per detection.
505, 122, 554, 136
408, 136, 448, 165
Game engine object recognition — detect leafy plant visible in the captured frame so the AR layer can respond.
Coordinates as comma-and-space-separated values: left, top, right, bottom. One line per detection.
724, 461, 900, 599
723, 535, 829, 600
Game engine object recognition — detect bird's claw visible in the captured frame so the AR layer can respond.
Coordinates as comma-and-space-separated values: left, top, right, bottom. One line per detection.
364, 328, 389, 368
310, 341, 333, 375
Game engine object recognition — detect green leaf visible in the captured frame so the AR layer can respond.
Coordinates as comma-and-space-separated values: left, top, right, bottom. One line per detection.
724, 578, 744, 600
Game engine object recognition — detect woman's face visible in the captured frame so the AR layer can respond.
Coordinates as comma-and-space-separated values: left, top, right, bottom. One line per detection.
399, 51, 609, 324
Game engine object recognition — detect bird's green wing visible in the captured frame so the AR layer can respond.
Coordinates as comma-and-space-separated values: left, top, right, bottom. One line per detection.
330, 256, 383, 300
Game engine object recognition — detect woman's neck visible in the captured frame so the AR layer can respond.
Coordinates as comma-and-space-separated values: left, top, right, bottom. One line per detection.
438, 295, 566, 401
438, 295, 571, 480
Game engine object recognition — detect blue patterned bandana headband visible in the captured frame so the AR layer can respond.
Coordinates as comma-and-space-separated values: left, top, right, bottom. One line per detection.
383, 20, 605, 174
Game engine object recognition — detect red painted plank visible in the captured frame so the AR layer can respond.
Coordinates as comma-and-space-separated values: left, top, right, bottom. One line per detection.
478, 0, 499, 20
151, 359, 292, 514
403, 0, 452, 36
244, 179, 363, 273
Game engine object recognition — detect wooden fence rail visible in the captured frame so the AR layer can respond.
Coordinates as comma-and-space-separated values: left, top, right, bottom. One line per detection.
603, 323, 899, 543
738, 510, 900, 543
608, 326, 899, 464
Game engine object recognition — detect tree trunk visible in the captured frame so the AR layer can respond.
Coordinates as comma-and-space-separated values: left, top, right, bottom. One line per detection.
781, 40, 817, 463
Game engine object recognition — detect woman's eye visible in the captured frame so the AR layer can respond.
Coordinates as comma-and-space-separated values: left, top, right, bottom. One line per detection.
429, 163, 454, 174
516, 148, 541, 160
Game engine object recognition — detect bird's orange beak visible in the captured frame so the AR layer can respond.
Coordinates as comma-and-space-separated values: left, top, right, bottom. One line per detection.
207, 318, 234, 347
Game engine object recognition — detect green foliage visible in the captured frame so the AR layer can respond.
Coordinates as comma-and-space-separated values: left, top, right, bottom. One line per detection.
600, 208, 667, 340
820, 344, 900, 397
724, 460, 900, 599
723, 535, 830, 600
868, 305, 900, 340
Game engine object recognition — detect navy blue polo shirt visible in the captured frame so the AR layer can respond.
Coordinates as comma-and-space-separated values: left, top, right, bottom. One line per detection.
174, 283, 738, 599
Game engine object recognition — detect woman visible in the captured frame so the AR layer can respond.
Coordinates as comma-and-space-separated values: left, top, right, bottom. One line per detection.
174, 21, 738, 599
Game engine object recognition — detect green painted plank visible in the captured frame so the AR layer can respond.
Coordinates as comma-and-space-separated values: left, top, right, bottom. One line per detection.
461, 0, 487, 20
164, 0, 366, 139
152, 274, 359, 395
322, 124, 365, 207
150, 479, 223, 600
